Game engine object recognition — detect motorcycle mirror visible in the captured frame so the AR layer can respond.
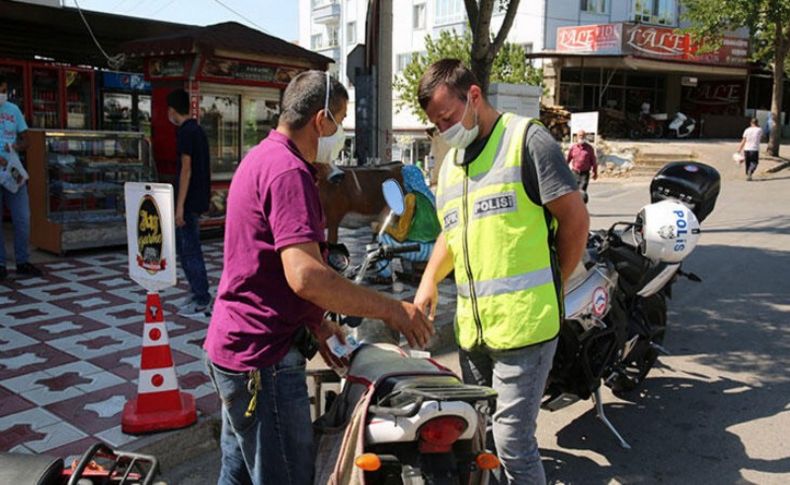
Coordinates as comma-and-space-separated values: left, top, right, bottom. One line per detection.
382, 178, 406, 216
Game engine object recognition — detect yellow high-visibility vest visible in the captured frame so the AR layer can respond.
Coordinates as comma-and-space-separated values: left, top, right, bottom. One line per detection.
436, 113, 562, 350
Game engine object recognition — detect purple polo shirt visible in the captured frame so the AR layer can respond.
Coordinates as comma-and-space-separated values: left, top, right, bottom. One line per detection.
205, 130, 326, 371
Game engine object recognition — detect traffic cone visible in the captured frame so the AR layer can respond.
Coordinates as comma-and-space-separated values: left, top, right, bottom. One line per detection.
122, 292, 196, 434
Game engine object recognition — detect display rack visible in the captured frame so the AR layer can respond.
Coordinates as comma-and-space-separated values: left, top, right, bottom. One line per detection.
27, 129, 155, 254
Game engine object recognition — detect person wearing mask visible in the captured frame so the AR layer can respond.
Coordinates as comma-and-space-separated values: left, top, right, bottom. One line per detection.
166, 89, 212, 316
204, 71, 434, 485
737, 118, 763, 181
0, 75, 41, 281
566, 129, 598, 203
413, 59, 589, 485
370, 164, 441, 283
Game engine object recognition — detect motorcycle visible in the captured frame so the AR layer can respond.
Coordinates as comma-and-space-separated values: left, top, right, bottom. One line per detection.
668, 112, 696, 138
542, 161, 721, 449
0, 442, 159, 485
629, 112, 665, 139
313, 179, 499, 484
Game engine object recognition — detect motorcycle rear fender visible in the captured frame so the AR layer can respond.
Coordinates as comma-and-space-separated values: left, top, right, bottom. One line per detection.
365, 400, 478, 445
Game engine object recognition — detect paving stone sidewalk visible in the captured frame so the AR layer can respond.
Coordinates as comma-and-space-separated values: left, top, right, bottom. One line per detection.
0, 226, 457, 460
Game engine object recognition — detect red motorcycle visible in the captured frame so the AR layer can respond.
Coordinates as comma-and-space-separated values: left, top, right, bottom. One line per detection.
629, 112, 666, 139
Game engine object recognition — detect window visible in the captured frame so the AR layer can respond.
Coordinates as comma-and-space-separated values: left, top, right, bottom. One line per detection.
347, 21, 356, 44
200, 94, 240, 175
633, 0, 677, 25
242, 91, 280, 157
413, 3, 426, 29
435, 0, 464, 26
396, 53, 413, 72
311, 33, 323, 50
581, 0, 606, 14
327, 26, 339, 47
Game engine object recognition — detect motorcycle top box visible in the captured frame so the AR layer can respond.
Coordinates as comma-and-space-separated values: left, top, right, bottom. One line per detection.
650, 161, 720, 223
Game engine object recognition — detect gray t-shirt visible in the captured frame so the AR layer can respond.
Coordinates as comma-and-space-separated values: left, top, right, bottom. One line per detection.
462, 116, 577, 206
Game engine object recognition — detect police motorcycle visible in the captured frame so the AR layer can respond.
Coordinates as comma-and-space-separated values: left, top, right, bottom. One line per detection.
313, 179, 499, 485
542, 161, 720, 449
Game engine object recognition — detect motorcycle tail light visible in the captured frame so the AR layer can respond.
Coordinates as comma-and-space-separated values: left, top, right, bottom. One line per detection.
418, 416, 468, 453
354, 453, 382, 471
475, 452, 500, 470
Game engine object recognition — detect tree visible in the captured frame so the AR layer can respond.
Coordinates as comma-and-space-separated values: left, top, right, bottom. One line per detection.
683, 0, 790, 156
465, 0, 522, 94
393, 29, 542, 123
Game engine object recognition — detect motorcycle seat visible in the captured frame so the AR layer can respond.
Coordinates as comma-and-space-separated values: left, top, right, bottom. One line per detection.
0, 453, 63, 485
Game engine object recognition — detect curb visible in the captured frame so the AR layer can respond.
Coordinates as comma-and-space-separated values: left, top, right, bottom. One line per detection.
125, 414, 221, 474
767, 160, 790, 173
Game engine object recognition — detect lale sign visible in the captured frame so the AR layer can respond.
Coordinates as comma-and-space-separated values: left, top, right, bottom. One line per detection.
557, 23, 622, 54
555, 23, 749, 67
125, 183, 177, 292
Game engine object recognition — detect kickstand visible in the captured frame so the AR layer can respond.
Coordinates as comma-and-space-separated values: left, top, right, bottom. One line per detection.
592, 388, 632, 449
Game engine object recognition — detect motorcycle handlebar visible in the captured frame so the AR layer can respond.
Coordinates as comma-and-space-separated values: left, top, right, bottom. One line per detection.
381, 243, 421, 258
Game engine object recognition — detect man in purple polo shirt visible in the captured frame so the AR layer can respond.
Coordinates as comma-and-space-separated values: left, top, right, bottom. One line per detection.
204, 70, 434, 485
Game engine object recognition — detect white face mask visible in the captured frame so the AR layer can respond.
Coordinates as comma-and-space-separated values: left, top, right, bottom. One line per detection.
0, 93, 7, 106
316, 72, 345, 163
439, 96, 479, 150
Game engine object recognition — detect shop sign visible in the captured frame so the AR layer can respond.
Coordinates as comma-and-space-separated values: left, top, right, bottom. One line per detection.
684, 81, 744, 107
557, 24, 623, 53
623, 24, 749, 66
202, 58, 305, 84
554, 23, 749, 66
148, 58, 187, 78
125, 183, 176, 292
102, 72, 150, 91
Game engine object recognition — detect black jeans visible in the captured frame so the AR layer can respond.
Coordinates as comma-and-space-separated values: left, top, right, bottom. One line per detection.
744, 150, 759, 176
573, 170, 591, 203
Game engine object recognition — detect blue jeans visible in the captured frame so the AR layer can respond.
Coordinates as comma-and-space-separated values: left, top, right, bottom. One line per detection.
0, 183, 31, 267
206, 348, 314, 485
460, 338, 558, 485
175, 212, 210, 305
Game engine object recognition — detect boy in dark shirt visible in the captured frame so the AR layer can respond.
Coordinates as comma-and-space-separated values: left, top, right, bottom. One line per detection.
167, 89, 211, 316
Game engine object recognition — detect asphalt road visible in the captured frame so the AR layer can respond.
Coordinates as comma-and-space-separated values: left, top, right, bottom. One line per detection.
161, 173, 790, 484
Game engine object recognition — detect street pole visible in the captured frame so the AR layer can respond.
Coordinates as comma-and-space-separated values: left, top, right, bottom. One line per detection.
375, 0, 392, 164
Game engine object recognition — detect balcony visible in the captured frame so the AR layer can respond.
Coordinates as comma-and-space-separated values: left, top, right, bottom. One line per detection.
315, 43, 341, 61
313, 0, 341, 24
432, 21, 467, 39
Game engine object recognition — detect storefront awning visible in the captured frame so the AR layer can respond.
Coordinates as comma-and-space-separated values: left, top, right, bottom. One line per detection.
529, 52, 749, 78
0, 0, 192, 68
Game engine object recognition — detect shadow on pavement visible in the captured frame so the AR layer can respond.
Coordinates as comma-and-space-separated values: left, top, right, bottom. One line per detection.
544, 243, 789, 483
545, 377, 789, 484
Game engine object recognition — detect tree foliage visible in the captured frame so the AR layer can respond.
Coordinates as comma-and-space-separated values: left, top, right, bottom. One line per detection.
393, 29, 542, 123
683, 0, 790, 154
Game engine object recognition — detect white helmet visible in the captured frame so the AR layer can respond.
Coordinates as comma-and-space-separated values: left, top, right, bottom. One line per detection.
638, 200, 701, 263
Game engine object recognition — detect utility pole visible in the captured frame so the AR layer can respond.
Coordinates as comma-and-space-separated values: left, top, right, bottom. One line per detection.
347, 0, 392, 164
375, 0, 393, 164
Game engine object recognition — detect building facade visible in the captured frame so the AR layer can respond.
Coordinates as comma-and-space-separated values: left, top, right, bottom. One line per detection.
300, 1, 761, 147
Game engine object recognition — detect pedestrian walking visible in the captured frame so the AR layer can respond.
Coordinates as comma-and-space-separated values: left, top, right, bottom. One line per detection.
566, 129, 598, 203
738, 118, 763, 181
166, 89, 212, 316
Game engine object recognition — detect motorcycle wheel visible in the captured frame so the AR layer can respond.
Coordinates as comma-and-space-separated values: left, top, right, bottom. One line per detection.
629, 127, 642, 139
653, 124, 664, 138
611, 294, 667, 393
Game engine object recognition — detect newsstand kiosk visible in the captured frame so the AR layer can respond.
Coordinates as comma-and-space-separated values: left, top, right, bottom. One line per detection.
122, 22, 332, 226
